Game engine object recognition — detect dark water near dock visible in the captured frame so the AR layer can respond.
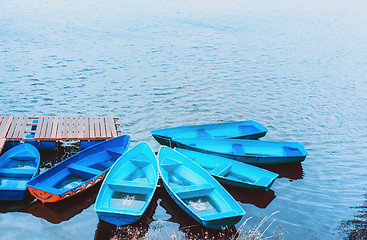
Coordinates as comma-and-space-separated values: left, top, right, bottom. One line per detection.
1, 0, 367, 239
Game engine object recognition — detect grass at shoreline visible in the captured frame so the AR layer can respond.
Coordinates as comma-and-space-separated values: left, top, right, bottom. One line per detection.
110, 212, 286, 240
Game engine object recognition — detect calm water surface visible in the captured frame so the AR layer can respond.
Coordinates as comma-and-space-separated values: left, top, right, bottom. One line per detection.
1, 0, 367, 239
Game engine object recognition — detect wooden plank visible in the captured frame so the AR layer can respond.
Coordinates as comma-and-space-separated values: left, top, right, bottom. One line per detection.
89, 117, 95, 139
56, 117, 64, 139
14, 116, 28, 139
105, 116, 113, 138
39, 116, 49, 139
72, 117, 79, 139
85, 117, 90, 139
66, 117, 72, 139
0, 116, 13, 139
34, 117, 44, 139
100, 117, 107, 138
6, 116, 20, 139
73, 117, 81, 139
95, 117, 101, 138
67, 117, 75, 139
39, 117, 47, 139
78, 117, 84, 139
62, 117, 71, 139
44, 116, 53, 139
50, 117, 58, 139
0, 139, 6, 154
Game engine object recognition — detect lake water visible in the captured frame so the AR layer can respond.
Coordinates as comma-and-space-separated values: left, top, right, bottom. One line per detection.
1, 0, 367, 239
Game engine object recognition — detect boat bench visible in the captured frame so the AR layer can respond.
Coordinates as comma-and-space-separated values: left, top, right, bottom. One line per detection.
197, 129, 213, 138
254, 176, 272, 186
9, 156, 37, 161
202, 210, 238, 220
0, 168, 35, 177
107, 179, 155, 195
238, 125, 258, 135
161, 157, 182, 172
283, 146, 301, 156
67, 164, 103, 179
210, 163, 232, 177
232, 144, 245, 156
174, 183, 214, 199
97, 206, 142, 216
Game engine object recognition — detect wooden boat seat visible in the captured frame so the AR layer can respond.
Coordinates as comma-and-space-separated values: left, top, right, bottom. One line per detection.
202, 210, 237, 220
108, 179, 155, 195
9, 156, 37, 161
254, 176, 271, 186
0, 168, 35, 177
197, 129, 213, 138
210, 163, 232, 176
232, 144, 245, 155
174, 183, 214, 199
67, 164, 103, 178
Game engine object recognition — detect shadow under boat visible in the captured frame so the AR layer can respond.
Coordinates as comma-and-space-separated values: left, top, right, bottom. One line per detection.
223, 185, 276, 209
94, 187, 159, 240
158, 185, 238, 240
257, 162, 304, 181
27, 181, 101, 224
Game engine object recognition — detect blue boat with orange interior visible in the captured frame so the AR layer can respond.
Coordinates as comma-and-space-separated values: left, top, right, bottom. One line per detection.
0, 144, 40, 201
27, 135, 130, 203
175, 148, 278, 191
158, 146, 245, 230
173, 138, 308, 165
151, 120, 268, 146
95, 142, 159, 226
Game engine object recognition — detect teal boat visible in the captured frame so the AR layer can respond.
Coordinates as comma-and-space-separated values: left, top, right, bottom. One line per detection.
175, 148, 278, 191
158, 146, 245, 230
173, 138, 307, 165
151, 120, 267, 146
0, 144, 40, 201
95, 142, 159, 226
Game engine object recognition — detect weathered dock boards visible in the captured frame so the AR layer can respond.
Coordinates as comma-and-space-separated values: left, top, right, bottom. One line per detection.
0, 116, 122, 153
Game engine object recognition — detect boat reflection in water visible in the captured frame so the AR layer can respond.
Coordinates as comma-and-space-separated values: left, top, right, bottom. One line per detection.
94, 189, 159, 240
224, 186, 276, 209
338, 193, 367, 239
259, 162, 304, 181
158, 186, 237, 240
28, 181, 100, 224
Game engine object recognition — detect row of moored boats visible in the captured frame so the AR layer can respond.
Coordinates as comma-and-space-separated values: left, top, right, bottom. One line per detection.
0, 120, 307, 230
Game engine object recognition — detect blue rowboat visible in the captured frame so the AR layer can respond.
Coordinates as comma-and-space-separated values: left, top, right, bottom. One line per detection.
158, 146, 245, 230
0, 144, 40, 201
27, 135, 130, 203
173, 138, 308, 165
95, 142, 159, 226
175, 148, 278, 191
151, 121, 267, 146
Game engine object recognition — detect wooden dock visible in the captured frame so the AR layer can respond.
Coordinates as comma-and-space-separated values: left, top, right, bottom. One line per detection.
0, 116, 122, 153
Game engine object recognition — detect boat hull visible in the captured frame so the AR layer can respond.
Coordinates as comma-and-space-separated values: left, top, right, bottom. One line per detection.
94, 142, 159, 226
173, 138, 308, 165
97, 211, 141, 226
0, 144, 40, 201
27, 172, 106, 203
158, 147, 245, 230
27, 135, 130, 203
175, 148, 279, 191
151, 120, 268, 147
